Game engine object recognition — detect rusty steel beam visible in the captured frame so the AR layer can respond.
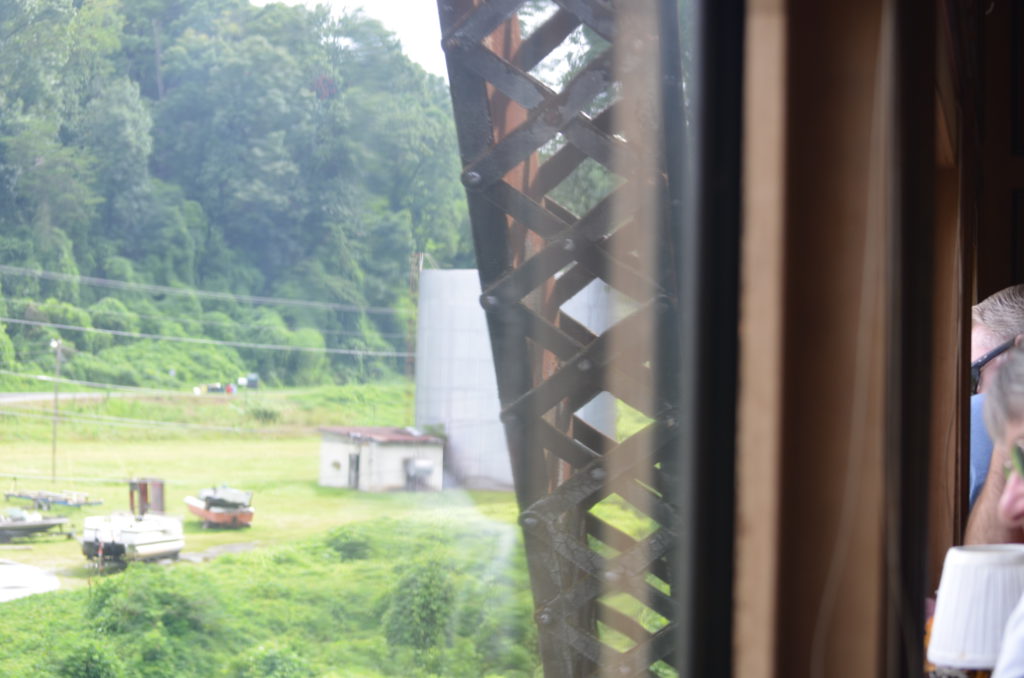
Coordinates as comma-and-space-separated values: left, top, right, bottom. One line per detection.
437, 1, 742, 675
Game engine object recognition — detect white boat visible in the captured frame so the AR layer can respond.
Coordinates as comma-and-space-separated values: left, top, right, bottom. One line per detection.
81, 513, 184, 562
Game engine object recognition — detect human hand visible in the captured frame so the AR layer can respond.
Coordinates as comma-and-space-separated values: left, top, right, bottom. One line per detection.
998, 468, 1024, 528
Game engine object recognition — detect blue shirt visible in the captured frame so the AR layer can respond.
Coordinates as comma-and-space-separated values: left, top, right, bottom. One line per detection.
970, 392, 994, 509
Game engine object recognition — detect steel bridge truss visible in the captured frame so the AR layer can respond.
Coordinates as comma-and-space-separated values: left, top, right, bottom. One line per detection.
437, 1, 740, 676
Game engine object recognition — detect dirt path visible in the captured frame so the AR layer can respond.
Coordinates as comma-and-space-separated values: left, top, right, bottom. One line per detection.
177, 540, 260, 563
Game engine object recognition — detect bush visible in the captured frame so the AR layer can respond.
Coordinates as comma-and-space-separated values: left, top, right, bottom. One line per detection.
246, 404, 281, 424
324, 526, 372, 561
87, 565, 222, 638
230, 645, 312, 678
382, 558, 455, 649
55, 639, 125, 678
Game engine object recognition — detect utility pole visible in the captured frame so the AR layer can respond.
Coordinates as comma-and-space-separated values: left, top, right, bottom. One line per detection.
50, 338, 62, 484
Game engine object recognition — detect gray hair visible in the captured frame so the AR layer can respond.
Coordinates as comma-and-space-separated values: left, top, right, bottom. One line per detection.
985, 345, 1024, 441
974, 284, 1024, 340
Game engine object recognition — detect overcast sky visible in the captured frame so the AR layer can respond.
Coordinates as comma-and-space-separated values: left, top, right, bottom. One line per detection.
253, 1, 448, 77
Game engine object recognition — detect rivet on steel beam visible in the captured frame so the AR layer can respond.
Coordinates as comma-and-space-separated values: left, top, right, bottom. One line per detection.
480, 294, 500, 310
537, 609, 554, 625
542, 108, 561, 126
443, 36, 462, 51
577, 358, 592, 372
462, 170, 482, 187
562, 238, 576, 252
603, 569, 621, 583
618, 665, 632, 676
520, 514, 539, 528
590, 467, 606, 481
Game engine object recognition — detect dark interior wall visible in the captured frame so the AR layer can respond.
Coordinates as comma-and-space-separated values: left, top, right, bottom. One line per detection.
929, 167, 967, 594
979, 0, 1024, 298
776, 1, 890, 674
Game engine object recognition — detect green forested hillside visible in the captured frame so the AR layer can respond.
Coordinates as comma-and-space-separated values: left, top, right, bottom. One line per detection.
0, 0, 471, 386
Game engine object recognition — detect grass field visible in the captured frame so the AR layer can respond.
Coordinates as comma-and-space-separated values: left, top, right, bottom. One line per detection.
0, 427, 537, 677
0, 435, 519, 585
0, 380, 417, 442
0, 382, 670, 677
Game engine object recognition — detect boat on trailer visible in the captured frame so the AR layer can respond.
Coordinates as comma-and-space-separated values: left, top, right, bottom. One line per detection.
81, 513, 184, 562
183, 485, 254, 528
4, 489, 102, 510
0, 509, 69, 541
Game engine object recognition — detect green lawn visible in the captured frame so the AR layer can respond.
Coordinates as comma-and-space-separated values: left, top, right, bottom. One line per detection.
0, 436, 518, 588
0, 383, 667, 677
0, 432, 537, 677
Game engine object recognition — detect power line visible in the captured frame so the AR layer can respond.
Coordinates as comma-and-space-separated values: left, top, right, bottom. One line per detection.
0, 263, 412, 315
0, 316, 413, 358
4, 298, 408, 339
0, 407, 245, 433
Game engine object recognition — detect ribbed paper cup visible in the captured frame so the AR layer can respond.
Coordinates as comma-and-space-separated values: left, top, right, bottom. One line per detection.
928, 544, 1024, 669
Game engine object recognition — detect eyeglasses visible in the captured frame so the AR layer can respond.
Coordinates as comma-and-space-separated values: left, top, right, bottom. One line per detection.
971, 337, 1016, 395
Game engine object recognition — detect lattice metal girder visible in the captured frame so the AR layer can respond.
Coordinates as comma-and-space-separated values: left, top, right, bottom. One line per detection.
561, 623, 606, 665
597, 602, 652, 644
453, 41, 551, 107
620, 626, 678, 673
585, 515, 672, 582
553, 573, 676, 644
551, 0, 617, 41
605, 478, 674, 526
438, 0, 704, 675
528, 516, 673, 584
498, 307, 659, 415
535, 418, 603, 467
572, 417, 616, 455
571, 239, 663, 301
504, 303, 582, 359
551, 265, 602, 309
557, 311, 598, 348
521, 420, 671, 516
480, 208, 650, 303
529, 487, 675, 575
444, 0, 526, 45
531, 104, 619, 194
460, 51, 614, 188
514, 9, 582, 70
483, 182, 570, 237
448, 42, 629, 172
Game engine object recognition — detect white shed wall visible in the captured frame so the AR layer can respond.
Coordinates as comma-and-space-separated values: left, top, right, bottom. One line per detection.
360, 444, 444, 492
319, 434, 444, 492
319, 436, 358, 488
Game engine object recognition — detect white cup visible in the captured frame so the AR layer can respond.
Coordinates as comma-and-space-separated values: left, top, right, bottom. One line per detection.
928, 544, 1024, 669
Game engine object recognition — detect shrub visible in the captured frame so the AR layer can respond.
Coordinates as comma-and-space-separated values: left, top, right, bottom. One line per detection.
246, 404, 281, 424
324, 526, 372, 561
55, 639, 126, 678
87, 565, 222, 638
382, 558, 455, 649
231, 645, 312, 678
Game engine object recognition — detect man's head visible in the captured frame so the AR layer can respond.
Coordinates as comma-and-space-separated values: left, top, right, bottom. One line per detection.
972, 284, 1024, 393
985, 346, 1024, 449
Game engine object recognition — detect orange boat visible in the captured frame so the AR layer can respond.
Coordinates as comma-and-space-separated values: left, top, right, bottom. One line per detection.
183, 486, 254, 528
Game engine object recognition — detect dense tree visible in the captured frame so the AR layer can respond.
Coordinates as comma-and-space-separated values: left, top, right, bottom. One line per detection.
0, 0, 472, 385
